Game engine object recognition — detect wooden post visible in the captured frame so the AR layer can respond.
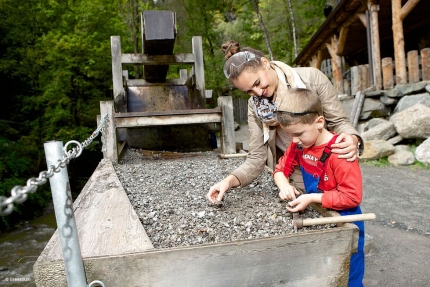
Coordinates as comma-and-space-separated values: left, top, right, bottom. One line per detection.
111, 36, 126, 112
218, 94, 236, 155
392, 0, 407, 85
382, 57, 394, 89
192, 36, 206, 109
421, 48, 430, 81
360, 65, 369, 91
407, 50, 419, 83
351, 66, 361, 95
309, 50, 322, 70
326, 36, 344, 94
370, 4, 382, 90
100, 101, 118, 164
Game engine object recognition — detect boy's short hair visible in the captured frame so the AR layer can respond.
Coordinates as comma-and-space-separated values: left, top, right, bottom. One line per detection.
277, 88, 323, 125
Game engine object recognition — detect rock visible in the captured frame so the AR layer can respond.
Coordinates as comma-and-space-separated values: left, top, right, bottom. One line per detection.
341, 98, 388, 120
362, 120, 397, 141
360, 140, 395, 160
390, 104, 430, 139
415, 137, 430, 165
387, 135, 403, 145
380, 94, 398, 105
364, 118, 389, 132
386, 82, 429, 98
394, 145, 410, 152
388, 150, 415, 166
392, 92, 430, 114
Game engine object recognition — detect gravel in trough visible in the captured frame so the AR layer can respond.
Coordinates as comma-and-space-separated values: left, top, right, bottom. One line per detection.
114, 149, 331, 249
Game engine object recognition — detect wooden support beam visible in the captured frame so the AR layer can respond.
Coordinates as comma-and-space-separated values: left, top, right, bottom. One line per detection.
309, 50, 322, 69
392, 0, 407, 85
192, 36, 206, 109
360, 64, 369, 91
114, 113, 222, 128
382, 57, 394, 89
357, 13, 367, 28
336, 26, 349, 56
421, 48, 430, 81
370, 4, 382, 90
126, 78, 187, 87
218, 95, 236, 155
407, 50, 419, 83
399, 0, 421, 20
326, 36, 344, 94
111, 36, 126, 113
100, 101, 118, 164
121, 53, 195, 65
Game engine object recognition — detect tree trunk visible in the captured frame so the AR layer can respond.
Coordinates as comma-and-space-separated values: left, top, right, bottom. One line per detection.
286, 0, 298, 59
250, 0, 274, 60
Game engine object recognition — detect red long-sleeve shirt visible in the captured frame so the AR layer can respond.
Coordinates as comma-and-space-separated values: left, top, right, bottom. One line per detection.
274, 142, 362, 210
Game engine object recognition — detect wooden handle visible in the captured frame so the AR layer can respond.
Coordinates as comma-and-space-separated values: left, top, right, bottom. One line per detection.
218, 153, 248, 159
302, 213, 376, 227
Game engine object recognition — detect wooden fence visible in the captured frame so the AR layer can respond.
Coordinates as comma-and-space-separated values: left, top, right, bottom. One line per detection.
233, 97, 248, 123
346, 47, 430, 95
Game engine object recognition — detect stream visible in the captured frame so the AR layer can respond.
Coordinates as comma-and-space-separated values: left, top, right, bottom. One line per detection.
0, 213, 56, 287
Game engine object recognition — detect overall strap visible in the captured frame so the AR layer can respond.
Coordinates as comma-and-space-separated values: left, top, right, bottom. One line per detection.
317, 134, 339, 170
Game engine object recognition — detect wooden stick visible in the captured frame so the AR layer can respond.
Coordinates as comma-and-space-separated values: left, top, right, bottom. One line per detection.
302, 213, 376, 227
218, 153, 248, 159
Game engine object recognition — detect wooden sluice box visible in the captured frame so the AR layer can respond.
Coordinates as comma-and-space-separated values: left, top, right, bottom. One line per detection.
33, 158, 359, 287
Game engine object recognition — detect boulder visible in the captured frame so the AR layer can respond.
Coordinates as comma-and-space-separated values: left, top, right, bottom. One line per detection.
362, 120, 397, 141
388, 150, 415, 166
392, 92, 430, 114
390, 104, 430, 139
360, 140, 395, 160
415, 137, 430, 165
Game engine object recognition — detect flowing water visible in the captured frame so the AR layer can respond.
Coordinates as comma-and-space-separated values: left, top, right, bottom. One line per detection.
0, 213, 56, 286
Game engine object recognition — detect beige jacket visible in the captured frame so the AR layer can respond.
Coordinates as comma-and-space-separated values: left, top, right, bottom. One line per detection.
230, 64, 360, 187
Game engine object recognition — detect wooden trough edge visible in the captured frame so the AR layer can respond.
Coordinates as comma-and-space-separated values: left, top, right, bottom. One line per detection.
33, 158, 359, 287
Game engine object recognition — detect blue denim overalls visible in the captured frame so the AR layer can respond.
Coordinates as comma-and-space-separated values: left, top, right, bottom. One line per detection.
284, 135, 365, 287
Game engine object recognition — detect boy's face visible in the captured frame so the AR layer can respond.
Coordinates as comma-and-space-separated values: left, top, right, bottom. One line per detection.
282, 117, 323, 148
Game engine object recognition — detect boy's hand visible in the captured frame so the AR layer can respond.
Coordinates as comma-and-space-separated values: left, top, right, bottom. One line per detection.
278, 184, 300, 201
286, 193, 322, 212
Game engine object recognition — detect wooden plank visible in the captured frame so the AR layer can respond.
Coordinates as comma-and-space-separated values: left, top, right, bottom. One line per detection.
218, 95, 236, 155
121, 53, 195, 65
34, 226, 357, 287
192, 36, 206, 109
421, 48, 430, 81
100, 101, 118, 164
370, 4, 382, 90
360, 64, 369, 91
399, 0, 421, 20
351, 66, 361, 95
407, 50, 420, 83
34, 160, 154, 286
392, 0, 407, 85
336, 26, 349, 55
126, 78, 187, 86
115, 113, 222, 128
114, 107, 221, 118
111, 36, 126, 112
382, 57, 394, 89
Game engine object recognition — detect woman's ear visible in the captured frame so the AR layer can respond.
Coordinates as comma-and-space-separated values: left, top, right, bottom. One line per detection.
261, 57, 270, 69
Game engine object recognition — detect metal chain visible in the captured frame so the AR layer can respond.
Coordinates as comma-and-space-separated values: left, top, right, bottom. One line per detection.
0, 114, 109, 216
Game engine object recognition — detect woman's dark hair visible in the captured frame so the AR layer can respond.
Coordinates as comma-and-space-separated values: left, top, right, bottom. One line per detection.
221, 40, 266, 82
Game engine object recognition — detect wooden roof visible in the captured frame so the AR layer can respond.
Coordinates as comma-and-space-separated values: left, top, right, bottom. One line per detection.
295, 0, 430, 66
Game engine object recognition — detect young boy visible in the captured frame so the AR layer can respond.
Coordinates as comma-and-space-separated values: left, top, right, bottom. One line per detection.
273, 88, 364, 287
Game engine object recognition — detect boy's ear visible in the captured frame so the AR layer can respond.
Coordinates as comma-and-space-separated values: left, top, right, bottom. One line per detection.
315, 115, 325, 129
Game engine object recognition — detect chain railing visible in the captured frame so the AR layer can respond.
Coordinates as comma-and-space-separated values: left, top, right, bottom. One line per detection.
0, 113, 108, 216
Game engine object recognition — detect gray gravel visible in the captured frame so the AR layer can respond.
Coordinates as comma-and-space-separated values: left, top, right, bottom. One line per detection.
114, 149, 327, 249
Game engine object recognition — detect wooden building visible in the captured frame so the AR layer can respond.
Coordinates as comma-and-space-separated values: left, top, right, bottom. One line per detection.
295, 0, 430, 94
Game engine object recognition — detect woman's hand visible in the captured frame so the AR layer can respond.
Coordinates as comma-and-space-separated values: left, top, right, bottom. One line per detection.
278, 184, 300, 201
330, 133, 359, 162
206, 175, 239, 204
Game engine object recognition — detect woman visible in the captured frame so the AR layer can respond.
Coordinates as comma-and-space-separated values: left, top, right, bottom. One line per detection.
207, 40, 362, 204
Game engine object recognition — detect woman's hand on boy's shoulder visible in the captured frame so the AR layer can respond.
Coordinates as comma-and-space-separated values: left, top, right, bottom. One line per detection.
330, 133, 358, 162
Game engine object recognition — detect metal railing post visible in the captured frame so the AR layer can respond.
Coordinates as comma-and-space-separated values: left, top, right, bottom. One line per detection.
44, 140, 87, 287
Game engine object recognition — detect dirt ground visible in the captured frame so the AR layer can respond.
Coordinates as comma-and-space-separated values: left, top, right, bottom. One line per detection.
234, 124, 430, 287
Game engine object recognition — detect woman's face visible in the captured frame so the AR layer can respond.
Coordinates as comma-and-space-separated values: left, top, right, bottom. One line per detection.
232, 58, 277, 97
